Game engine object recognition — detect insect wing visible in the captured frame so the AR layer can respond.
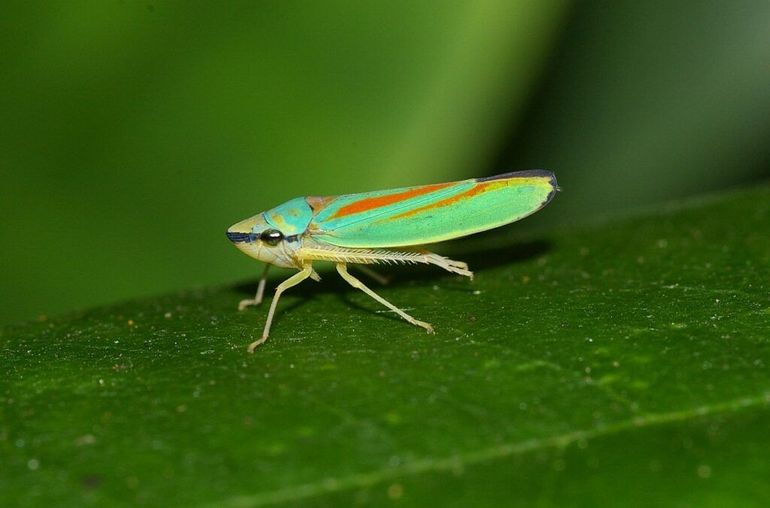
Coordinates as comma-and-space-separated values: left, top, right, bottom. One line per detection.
310, 170, 556, 248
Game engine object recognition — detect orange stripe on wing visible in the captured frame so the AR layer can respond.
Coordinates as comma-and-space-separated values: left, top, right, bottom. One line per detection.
329, 182, 453, 219
389, 180, 508, 220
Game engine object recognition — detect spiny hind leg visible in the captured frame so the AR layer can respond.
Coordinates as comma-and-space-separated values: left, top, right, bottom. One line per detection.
419, 251, 473, 280
299, 244, 472, 279
239, 264, 270, 311
336, 263, 434, 333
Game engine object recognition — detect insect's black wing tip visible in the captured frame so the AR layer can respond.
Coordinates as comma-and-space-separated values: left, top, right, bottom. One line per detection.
476, 169, 559, 206
477, 169, 555, 183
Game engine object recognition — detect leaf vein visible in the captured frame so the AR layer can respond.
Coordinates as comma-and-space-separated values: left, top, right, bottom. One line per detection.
206, 392, 770, 508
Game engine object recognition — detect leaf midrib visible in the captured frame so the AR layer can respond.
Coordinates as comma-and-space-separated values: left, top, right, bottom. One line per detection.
206, 392, 770, 508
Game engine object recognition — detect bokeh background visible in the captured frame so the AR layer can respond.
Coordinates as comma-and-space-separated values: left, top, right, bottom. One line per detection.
2, 0, 768, 325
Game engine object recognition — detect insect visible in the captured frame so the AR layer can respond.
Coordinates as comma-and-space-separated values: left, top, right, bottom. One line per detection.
227, 170, 557, 352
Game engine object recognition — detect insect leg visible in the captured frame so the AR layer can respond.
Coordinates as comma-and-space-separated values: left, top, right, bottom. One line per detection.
300, 245, 472, 279
419, 251, 473, 279
336, 263, 434, 333
239, 264, 271, 311
352, 264, 390, 285
247, 264, 314, 353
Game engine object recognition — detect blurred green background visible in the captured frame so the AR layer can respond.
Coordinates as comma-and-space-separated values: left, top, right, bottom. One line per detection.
1, 0, 768, 326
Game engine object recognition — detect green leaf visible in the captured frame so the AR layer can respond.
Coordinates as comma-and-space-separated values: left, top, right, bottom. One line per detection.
3, 186, 769, 507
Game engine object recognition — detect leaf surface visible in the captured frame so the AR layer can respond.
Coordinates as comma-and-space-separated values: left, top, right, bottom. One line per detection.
2, 186, 770, 507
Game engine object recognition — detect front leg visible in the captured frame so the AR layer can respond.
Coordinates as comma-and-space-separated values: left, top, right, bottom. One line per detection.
239, 264, 271, 311
247, 263, 314, 352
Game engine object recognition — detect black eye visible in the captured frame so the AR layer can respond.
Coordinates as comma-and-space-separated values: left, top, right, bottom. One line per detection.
260, 229, 283, 246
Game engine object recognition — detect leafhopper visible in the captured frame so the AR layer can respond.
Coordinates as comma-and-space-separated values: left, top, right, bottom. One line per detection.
227, 170, 557, 352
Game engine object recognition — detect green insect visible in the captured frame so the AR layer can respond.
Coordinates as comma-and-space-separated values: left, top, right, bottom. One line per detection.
227, 170, 557, 351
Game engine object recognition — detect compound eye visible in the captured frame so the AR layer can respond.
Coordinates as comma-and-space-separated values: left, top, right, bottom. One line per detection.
260, 229, 283, 246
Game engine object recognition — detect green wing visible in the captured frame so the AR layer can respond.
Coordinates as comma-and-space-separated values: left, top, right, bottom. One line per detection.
310, 170, 557, 248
